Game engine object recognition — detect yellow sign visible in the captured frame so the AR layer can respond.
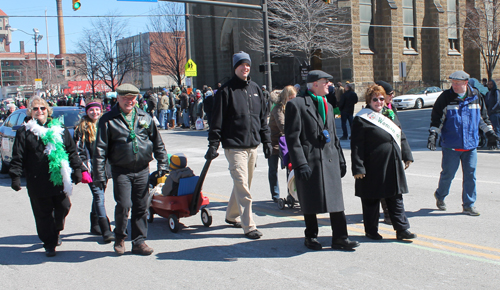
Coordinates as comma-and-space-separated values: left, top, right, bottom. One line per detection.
185, 59, 197, 77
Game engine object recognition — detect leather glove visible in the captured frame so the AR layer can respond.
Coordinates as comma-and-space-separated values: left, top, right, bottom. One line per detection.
71, 169, 82, 184
486, 131, 500, 149
205, 145, 219, 160
295, 164, 312, 181
11, 176, 21, 191
340, 163, 346, 178
93, 181, 105, 191
263, 143, 272, 159
427, 131, 438, 151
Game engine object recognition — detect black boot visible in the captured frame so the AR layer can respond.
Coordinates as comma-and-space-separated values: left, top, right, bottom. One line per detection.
90, 213, 102, 235
98, 217, 115, 243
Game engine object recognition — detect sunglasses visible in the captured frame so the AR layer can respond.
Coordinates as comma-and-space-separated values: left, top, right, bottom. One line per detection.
32, 107, 47, 112
372, 97, 385, 102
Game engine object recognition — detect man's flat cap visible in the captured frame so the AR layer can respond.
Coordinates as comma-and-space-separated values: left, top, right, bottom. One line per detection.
375, 80, 394, 95
307, 70, 333, 83
116, 83, 140, 95
449, 70, 470, 81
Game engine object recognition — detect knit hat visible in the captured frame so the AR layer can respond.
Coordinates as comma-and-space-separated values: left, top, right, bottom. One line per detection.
375, 80, 394, 95
169, 153, 187, 170
233, 51, 251, 70
85, 102, 102, 114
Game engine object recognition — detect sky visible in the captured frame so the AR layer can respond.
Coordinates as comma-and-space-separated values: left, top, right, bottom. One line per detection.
2, 0, 180, 55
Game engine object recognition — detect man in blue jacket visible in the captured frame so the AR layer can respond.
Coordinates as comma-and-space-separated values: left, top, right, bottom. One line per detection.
205, 51, 272, 239
427, 70, 500, 216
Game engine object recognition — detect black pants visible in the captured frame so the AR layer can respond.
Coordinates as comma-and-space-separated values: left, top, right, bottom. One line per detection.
29, 194, 71, 249
361, 194, 409, 235
304, 212, 348, 239
112, 166, 150, 246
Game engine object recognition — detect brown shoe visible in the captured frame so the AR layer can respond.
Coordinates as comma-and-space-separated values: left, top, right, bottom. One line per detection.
131, 242, 154, 256
114, 239, 125, 255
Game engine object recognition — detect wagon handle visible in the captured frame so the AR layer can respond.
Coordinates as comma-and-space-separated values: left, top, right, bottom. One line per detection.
189, 159, 212, 215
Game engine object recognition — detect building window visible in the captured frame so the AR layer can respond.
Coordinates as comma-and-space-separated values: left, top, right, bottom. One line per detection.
72, 60, 76, 66
66, 70, 70, 77
403, 0, 416, 51
66, 60, 69, 66
359, 0, 373, 52
73, 70, 76, 75
447, 0, 459, 53
5, 61, 9, 66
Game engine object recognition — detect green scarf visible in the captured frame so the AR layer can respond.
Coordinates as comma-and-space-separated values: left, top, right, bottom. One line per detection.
307, 90, 327, 124
120, 107, 139, 154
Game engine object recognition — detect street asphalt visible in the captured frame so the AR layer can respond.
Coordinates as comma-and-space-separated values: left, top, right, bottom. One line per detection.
1, 108, 499, 289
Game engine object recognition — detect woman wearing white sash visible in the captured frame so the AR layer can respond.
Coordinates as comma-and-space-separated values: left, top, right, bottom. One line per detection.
351, 85, 416, 241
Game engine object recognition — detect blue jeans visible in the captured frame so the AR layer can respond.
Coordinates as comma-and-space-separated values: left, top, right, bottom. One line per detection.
341, 113, 353, 138
267, 154, 280, 200
435, 148, 477, 208
489, 113, 500, 145
183, 109, 190, 128
89, 182, 108, 218
168, 108, 177, 127
159, 109, 168, 128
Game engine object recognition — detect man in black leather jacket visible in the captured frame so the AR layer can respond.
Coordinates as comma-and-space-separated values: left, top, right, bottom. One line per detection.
93, 83, 168, 256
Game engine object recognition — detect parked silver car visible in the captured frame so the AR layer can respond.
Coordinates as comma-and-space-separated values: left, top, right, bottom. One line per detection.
393, 86, 443, 109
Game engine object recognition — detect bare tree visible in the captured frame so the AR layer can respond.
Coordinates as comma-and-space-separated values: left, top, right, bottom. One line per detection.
92, 14, 136, 91
244, 0, 351, 66
465, 0, 500, 80
147, 3, 186, 86
75, 29, 101, 97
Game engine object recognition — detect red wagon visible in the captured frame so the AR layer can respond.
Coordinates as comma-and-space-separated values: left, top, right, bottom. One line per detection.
147, 160, 212, 233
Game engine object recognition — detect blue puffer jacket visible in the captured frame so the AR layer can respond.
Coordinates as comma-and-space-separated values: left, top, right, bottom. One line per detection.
430, 85, 493, 150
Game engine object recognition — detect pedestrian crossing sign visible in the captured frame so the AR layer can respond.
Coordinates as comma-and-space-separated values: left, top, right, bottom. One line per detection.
185, 59, 197, 77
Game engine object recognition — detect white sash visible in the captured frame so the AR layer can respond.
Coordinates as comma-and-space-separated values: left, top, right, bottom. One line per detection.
356, 108, 401, 149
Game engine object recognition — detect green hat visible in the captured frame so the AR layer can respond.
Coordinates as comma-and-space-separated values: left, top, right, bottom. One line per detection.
116, 83, 140, 96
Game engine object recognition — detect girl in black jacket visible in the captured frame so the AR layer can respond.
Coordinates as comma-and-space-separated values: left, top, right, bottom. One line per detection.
74, 101, 114, 243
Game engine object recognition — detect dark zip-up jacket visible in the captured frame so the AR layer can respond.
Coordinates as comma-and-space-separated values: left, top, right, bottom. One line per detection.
93, 105, 168, 182
208, 75, 271, 148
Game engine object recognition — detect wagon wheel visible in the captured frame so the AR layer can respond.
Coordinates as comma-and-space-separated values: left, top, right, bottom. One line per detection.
168, 214, 180, 233
201, 208, 212, 227
277, 198, 285, 210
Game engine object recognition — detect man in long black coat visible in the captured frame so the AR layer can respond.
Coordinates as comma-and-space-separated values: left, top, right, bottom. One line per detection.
285, 70, 359, 251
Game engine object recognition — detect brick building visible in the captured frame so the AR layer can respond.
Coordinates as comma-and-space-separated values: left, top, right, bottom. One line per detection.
188, 0, 497, 94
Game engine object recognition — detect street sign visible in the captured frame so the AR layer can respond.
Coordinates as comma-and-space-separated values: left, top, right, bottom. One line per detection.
185, 59, 197, 77
185, 77, 192, 87
35, 79, 43, 89
300, 66, 310, 81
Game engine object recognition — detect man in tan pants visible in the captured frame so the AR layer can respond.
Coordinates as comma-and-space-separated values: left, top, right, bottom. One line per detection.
205, 51, 272, 239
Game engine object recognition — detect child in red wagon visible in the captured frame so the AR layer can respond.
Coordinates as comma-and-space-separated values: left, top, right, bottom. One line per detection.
162, 153, 195, 196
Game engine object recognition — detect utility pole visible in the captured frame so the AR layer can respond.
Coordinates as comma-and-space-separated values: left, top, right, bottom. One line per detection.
34, 28, 40, 79
56, 0, 66, 54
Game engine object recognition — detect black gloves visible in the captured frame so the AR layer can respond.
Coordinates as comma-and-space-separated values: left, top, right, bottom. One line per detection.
263, 143, 272, 159
205, 143, 219, 160
340, 163, 346, 178
486, 131, 500, 149
93, 181, 105, 191
11, 177, 21, 191
72, 169, 82, 184
295, 164, 312, 181
427, 131, 438, 151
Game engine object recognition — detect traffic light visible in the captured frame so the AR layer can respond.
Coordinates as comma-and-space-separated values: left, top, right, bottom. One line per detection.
72, 0, 81, 11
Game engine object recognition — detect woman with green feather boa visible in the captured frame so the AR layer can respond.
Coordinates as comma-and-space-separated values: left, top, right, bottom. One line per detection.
9, 96, 83, 257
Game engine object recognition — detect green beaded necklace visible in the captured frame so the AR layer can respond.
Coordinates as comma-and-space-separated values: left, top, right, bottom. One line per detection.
120, 107, 139, 154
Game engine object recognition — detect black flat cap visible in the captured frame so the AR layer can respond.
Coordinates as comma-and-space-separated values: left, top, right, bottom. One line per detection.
116, 83, 140, 96
307, 70, 333, 83
375, 80, 394, 95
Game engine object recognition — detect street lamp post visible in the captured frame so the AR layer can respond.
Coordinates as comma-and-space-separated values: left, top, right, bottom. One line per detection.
7, 26, 43, 83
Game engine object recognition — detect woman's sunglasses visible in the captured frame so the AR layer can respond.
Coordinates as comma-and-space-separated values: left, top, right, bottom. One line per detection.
372, 97, 385, 102
32, 107, 47, 112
